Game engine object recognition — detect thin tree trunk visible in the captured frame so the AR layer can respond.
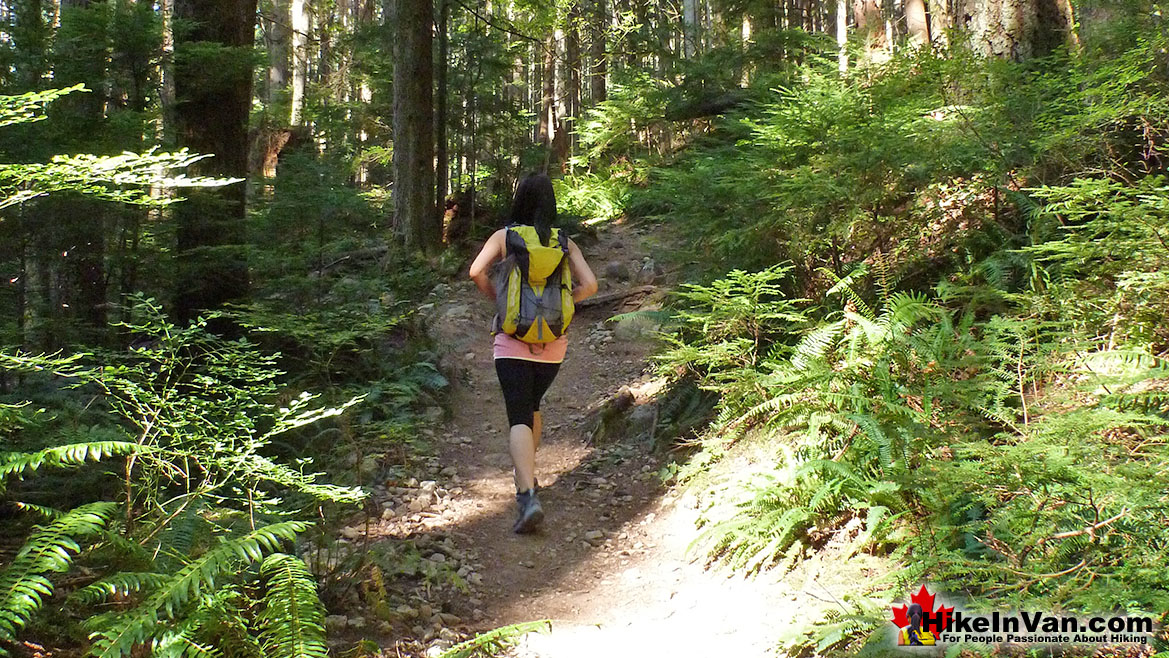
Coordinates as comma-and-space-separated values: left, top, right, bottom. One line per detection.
589, 0, 606, 104
741, 12, 752, 85
566, 3, 582, 162
683, 0, 698, 58
159, 0, 176, 141
264, 0, 289, 107
538, 34, 555, 152
436, 0, 450, 211
837, 0, 848, 72
290, 0, 309, 125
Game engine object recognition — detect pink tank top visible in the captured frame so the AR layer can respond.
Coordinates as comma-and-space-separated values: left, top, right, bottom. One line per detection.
493, 332, 567, 363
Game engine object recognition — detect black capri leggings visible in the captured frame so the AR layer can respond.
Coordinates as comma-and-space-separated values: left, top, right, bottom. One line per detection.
494, 358, 561, 429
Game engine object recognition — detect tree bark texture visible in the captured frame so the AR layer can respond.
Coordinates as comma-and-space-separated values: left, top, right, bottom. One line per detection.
566, 4, 582, 157
538, 33, 555, 150
905, 0, 929, 46
943, 0, 1071, 59
589, 0, 607, 104
263, 0, 289, 107
389, 0, 437, 251
836, 0, 848, 72
173, 0, 255, 326
290, 0, 308, 125
927, 0, 951, 47
436, 0, 450, 210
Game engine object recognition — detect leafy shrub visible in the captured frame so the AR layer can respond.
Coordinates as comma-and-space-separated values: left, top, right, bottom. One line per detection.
0, 299, 361, 654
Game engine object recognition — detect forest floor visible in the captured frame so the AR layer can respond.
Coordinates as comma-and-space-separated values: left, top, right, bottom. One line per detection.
351, 220, 889, 658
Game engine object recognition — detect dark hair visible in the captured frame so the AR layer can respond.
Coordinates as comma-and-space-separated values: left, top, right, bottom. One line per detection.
509, 173, 557, 246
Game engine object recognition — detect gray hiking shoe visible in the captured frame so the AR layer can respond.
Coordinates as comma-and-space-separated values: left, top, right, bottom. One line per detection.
513, 488, 544, 534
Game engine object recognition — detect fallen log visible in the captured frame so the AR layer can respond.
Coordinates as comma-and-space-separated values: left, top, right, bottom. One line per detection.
576, 285, 657, 309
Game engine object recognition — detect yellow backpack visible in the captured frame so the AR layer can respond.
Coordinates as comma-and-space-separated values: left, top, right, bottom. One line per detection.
493, 225, 575, 343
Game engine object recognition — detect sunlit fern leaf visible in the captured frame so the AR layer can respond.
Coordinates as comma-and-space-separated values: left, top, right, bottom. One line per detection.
842, 413, 893, 471
792, 320, 846, 370
11, 502, 65, 519
437, 620, 552, 658
86, 521, 310, 658
0, 441, 139, 489
605, 309, 676, 327
820, 265, 875, 320
73, 572, 171, 606
256, 554, 327, 658
152, 630, 223, 658
0, 502, 117, 645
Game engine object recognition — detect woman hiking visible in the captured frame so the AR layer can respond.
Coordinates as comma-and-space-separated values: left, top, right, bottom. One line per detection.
468, 173, 598, 534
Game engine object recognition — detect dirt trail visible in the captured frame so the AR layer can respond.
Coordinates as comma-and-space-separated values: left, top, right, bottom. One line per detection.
392, 221, 801, 657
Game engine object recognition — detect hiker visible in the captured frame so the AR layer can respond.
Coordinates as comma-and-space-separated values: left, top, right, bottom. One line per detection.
468, 173, 598, 534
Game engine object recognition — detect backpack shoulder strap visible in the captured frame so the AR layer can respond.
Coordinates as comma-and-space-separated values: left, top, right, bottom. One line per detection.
505, 225, 531, 282
553, 228, 569, 255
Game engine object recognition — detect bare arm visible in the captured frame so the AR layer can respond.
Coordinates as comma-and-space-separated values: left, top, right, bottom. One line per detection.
468, 229, 505, 300
567, 239, 598, 303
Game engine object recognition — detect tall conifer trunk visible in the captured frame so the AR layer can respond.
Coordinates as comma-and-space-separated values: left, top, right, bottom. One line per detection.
589, 0, 607, 104
389, 0, 437, 251
436, 0, 450, 212
173, 0, 255, 326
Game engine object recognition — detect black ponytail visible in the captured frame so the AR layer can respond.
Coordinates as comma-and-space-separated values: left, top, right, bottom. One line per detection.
509, 173, 557, 246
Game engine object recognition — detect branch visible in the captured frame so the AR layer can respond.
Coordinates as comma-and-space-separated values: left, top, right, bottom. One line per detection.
575, 285, 657, 309
450, 0, 544, 46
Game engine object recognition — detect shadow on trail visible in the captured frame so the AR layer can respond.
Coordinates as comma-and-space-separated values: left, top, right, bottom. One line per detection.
425, 301, 672, 630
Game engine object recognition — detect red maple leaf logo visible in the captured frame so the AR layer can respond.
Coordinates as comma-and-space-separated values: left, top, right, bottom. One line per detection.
890, 585, 954, 630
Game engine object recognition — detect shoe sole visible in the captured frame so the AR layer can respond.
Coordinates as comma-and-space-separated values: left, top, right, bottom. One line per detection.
513, 505, 544, 534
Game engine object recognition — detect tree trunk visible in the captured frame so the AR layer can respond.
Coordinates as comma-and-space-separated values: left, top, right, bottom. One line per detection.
589, 0, 607, 104
290, 0, 308, 125
853, 0, 886, 59
741, 12, 752, 85
836, 0, 848, 72
173, 0, 255, 326
905, 0, 930, 46
683, 0, 698, 58
1035, 0, 1078, 54
389, 0, 438, 251
263, 0, 289, 107
956, 0, 1074, 60
159, 0, 176, 140
927, 0, 951, 47
436, 0, 450, 211
566, 4, 582, 160
538, 34, 555, 151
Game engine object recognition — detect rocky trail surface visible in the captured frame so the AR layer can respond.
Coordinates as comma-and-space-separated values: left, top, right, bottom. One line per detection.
343, 221, 818, 658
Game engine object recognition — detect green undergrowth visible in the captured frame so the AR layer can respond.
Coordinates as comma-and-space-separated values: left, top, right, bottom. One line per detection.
0, 96, 454, 653
557, 11, 1169, 658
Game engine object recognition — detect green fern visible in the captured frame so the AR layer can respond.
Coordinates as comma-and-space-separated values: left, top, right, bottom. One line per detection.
0, 502, 118, 646
0, 441, 139, 490
86, 521, 310, 658
256, 553, 327, 658
436, 620, 552, 658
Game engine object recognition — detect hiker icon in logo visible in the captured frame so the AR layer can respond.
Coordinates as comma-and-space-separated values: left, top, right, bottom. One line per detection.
891, 586, 953, 646
899, 603, 936, 646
